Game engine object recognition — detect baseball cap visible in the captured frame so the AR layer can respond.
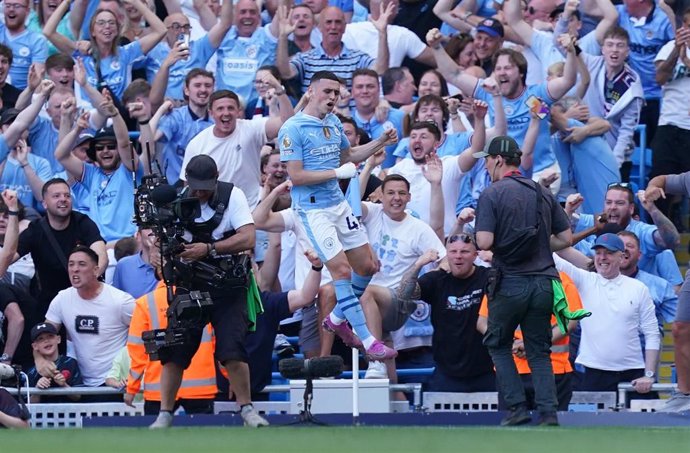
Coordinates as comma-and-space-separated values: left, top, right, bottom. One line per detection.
185, 155, 218, 191
473, 136, 522, 159
31, 323, 59, 342
591, 233, 625, 253
476, 18, 505, 38
0, 108, 19, 126
75, 131, 95, 148
93, 126, 116, 143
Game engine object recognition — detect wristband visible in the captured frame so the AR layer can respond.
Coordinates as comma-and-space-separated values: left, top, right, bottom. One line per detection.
461, 11, 472, 21
20, 163, 29, 168
274, 86, 286, 96
7, 211, 19, 216
138, 119, 150, 125
311, 265, 323, 272
574, 45, 582, 56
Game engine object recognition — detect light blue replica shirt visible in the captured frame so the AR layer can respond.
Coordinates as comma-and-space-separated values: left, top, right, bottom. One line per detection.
215, 25, 277, 108
157, 106, 213, 184
28, 117, 62, 174
0, 152, 52, 212
616, 4, 673, 99
0, 23, 48, 89
80, 163, 144, 241
351, 108, 405, 169
635, 268, 678, 331
393, 131, 472, 159
80, 41, 145, 100
475, 81, 557, 173
279, 111, 350, 210
144, 35, 217, 100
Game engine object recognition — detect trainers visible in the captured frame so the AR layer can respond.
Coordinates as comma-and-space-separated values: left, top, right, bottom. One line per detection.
241, 404, 269, 428
365, 340, 397, 361
273, 334, 295, 359
500, 405, 531, 426
661, 392, 690, 412
538, 411, 559, 426
364, 361, 387, 379
322, 318, 363, 349
149, 411, 173, 429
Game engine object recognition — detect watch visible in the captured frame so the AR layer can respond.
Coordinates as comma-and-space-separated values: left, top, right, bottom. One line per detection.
0, 353, 12, 362
644, 370, 655, 378
209, 243, 218, 258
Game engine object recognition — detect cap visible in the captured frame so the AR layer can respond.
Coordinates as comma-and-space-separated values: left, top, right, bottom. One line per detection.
74, 131, 94, 148
473, 136, 522, 159
93, 126, 116, 143
0, 108, 19, 126
591, 233, 625, 252
476, 18, 505, 38
185, 155, 218, 191
31, 323, 59, 342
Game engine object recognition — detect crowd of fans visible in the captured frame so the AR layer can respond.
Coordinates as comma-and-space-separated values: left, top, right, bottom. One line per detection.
1, 0, 690, 427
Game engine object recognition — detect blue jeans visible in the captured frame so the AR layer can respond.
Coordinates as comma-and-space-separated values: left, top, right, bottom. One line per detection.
483, 275, 557, 413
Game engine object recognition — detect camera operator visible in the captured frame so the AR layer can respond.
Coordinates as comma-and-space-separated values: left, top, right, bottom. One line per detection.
150, 155, 267, 429
0, 386, 28, 428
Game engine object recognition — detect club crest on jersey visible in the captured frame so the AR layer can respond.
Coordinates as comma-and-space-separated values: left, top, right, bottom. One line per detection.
323, 127, 331, 139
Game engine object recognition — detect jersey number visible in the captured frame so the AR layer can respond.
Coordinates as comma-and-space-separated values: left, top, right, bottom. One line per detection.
346, 215, 359, 231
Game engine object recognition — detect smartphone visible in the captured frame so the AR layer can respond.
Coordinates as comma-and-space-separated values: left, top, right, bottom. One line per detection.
525, 94, 550, 120
177, 33, 190, 61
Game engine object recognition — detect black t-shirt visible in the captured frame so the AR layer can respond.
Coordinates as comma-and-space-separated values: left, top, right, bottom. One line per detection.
394, 0, 442, 42
246, 290, 291, 394
17, 213, 104, 314
0, 283, 41, 370
0, 84, 21, 109
475, 175, 570, 277
418, 266, 494, 378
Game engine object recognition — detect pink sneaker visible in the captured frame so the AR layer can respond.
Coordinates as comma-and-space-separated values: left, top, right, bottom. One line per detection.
365, 340, 398, 361
322, 318, 363, 349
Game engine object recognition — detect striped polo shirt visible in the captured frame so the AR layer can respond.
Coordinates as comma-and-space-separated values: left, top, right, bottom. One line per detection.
290, 43, 374, 95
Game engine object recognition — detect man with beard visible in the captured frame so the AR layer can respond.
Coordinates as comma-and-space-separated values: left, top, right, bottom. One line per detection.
567, 184, 680, 284
55, 93, 143, 242
427, 28, 577, 192
387, 113, 486, 237
152, 69, 215, 185
0, 0, 47, 89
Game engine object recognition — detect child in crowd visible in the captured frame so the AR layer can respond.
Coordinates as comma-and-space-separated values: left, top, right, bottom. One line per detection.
27, 323, 82, 402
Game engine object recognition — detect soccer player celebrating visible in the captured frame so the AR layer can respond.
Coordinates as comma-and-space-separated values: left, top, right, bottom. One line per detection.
278, 71, 398, 361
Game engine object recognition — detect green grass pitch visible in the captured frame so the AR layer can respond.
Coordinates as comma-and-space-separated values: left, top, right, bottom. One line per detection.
2, 426, 690, 452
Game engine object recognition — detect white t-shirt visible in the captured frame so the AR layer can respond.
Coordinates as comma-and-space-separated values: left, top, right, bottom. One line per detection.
387, 156, 465, 236
180, 119, 269, 209
281, 208, 333, 287
362, 203, 445, 288
656, 40, 690, 130
182, 185, 254, 243
342, 22, 426, 67
45, 284, 134, 386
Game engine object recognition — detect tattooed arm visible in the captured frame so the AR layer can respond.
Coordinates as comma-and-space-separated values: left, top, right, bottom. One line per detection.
639, 190, 681, 250
395, 250, 441, 302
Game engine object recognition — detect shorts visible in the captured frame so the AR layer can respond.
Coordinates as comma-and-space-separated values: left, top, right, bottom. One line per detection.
159, 287, 249, 368
295, 200, 368, 262
381, 287, 419, 333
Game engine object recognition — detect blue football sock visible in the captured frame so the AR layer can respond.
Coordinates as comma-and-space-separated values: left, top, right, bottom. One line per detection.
351, 272, 372, 298
333, 279, 372, 341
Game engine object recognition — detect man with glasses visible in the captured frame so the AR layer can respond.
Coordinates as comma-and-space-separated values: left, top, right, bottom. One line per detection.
395, 232, 495, 392
146, 4, 233, 102
474, 135, 572, 426
567, 181, 680, 284
0, 0, 47, 90
55, 94, 144, 243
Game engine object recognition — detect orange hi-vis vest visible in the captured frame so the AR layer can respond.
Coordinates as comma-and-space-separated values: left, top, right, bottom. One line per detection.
479, 272, 584, 375
126, 282, 217, 401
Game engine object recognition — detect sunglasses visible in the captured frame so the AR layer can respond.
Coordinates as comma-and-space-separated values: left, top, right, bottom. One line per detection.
447, 233, 476, 246
607, 182, 633, 192
94, 143, 117, 152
